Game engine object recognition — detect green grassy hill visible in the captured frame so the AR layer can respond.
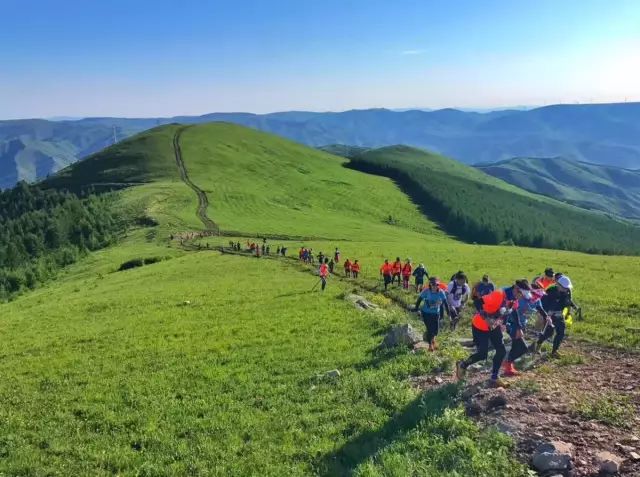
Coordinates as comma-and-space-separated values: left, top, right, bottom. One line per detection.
476, 156, 640, 220
1, 123, 639, 476
345, 145, 640, 255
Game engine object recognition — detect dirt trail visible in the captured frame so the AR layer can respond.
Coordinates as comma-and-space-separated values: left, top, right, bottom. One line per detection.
172, 127, 219, 233
414, 340, 640, 476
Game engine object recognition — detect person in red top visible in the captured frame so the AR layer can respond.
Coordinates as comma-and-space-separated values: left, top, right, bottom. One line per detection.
351, 260, 361, 278
401, 259, 413, 289
319, 259, 329, 291
392, 257, 402, 286
380, 259, 393, 291
533, 268, 556, 290
343, 259, 352, 277
456, 279, 533, 386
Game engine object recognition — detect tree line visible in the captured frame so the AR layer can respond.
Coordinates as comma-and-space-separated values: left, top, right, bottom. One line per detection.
348, 154, 640, 256
0, 182, 123, 300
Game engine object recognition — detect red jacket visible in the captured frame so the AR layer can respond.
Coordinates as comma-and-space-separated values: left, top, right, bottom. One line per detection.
344, 260, 352, 270
319, 264, 329, 277
380, 263, 393, 275
402, 263, 412, 277
351, 262, 360, 272
392, 261, 402, 274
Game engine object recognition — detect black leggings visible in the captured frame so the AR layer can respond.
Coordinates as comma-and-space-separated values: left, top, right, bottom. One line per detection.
422, 312, 439, 343
537, 314, 566, 353
507, 336, 528, 362
463, 326, 506, 378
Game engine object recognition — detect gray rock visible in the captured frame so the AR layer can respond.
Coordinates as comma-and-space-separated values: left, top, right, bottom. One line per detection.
595, 450, 622, 474
380, 324, 422, 348
531, 441, 574, 473
345, 294, 379, 311
325, 369, 341, 378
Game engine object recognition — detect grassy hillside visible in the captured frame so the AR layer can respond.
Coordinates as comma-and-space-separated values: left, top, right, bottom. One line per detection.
477, 156, 640, 219
1, 122, 639, 475
346, 145, 640, 255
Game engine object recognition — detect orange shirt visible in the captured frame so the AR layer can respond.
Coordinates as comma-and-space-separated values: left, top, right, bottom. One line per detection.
535, 276, 555, 290
380, 263, 393, 275
402, 263, 412, 276
344, 260, 352, 270
351, 262, 360, 272
392, 261, 402, 274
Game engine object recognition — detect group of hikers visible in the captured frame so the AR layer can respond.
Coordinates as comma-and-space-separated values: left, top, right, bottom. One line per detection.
232, 239, 288, 258
313, 252, 580, 386
305, 248, 362, 291
412, 267, 580, 386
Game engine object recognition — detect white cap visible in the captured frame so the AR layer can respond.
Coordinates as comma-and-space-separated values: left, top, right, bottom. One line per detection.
557, 275, 573, 290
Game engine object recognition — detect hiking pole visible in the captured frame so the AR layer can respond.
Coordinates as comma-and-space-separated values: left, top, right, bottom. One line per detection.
311, 278, 322, 292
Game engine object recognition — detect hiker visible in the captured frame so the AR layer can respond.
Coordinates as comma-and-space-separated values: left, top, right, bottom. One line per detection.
266, 245, 270, 255
401, 259, 412, 289
334, 248, 341, 263
351, 260, 360, 279
255, 245, 261, 258
415, 277, 449, 351
472, 274, 495, 311
392, 257, 402, 286
308, 250, 315, 264
277, 246, 281, 255
344, 258, 352, 277
502, 280, 548, 377
281, 247, 287, 257
533, 267, 556, 290
412, 263, 429, 291
328, 258, 335, 274
299, 247, 305, 261
446, 272, 471, 330
318, 251, 325, 265
319, 259, 329, 291
261, 244, 266, 255
456, 279, 533, 386
380, 259, 393, 291
534, 275, 580, 358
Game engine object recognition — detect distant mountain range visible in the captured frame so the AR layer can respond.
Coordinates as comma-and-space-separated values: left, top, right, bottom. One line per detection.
477, 156, 640, 220
2, 102, 639, 189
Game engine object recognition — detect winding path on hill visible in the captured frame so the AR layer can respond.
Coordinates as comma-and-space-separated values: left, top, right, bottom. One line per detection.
173, 127, 219, 233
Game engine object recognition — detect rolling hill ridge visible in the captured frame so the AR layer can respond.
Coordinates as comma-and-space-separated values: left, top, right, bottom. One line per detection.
2, 102, 640, 190
476, 156, 640, 220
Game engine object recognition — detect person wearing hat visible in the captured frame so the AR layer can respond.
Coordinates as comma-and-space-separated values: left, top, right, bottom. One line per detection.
412, 263, 429, 292
534, 275, 579, 358
472, 274, 495, 311
534, 267, 556, 290
415, 277, 449, 351
456, 279, 535, 386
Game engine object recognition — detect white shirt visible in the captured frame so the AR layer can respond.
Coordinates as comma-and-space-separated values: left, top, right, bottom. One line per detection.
447, 281, 471, 308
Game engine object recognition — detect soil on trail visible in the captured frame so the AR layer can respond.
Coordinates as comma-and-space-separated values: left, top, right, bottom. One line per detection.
413, 340, 640, 476
172, 127, 219, 232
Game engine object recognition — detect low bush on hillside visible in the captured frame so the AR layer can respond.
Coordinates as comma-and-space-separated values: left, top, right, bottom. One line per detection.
118, 256, 164, 271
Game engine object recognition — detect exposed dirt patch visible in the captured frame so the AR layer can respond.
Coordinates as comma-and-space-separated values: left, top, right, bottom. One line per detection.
412, 340, 640, 476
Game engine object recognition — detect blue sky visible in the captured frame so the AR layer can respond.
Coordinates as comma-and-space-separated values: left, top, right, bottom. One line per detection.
1, 0, 639, 118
